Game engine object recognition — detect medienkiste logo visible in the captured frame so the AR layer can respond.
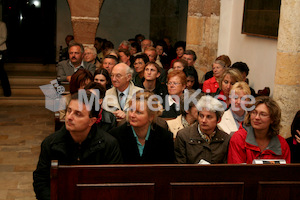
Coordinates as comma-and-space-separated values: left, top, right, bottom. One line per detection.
39, 80, 66, 112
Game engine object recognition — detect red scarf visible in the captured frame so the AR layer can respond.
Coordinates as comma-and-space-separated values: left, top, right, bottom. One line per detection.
95, 108, 103, 124
293, 138, 298, 145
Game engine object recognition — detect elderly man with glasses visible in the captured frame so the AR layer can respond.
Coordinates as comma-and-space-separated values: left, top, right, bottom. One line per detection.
102, 63, 142, 120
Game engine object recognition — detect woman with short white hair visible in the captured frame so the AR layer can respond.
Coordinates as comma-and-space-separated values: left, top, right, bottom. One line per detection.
174, 95, 230, 164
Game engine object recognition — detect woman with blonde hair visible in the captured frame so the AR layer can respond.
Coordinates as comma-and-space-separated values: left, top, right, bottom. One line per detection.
228, 96, 291, 164
218, 81, 251, 135
109, 90, 175, 164
213, 68, 243, 109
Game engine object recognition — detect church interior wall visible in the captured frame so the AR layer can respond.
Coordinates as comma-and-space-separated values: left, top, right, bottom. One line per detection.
57, 0, 73, 54
56, 0, 151, 60
218, 0, 277, 95
57, 0, 278, 95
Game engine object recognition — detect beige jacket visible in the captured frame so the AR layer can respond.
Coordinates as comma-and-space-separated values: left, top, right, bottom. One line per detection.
102, 81, 142, 113
59, 94, 71, 120
166, 115, 184, 138
217, 109, 240, 135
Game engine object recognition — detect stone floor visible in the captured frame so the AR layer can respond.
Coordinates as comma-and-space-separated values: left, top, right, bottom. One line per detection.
0, 105, 54, 200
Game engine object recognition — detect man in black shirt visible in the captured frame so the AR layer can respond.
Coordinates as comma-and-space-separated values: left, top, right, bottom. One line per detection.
33, 91, 122, 200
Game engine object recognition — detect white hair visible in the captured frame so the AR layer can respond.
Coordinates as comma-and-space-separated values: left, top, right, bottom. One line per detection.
84, 46, 97, 55
119, 40, 131, 48
126, 64, 134, 79
112, 63, 134, 81
141, 39, 153, 46
196, 95, 225, 119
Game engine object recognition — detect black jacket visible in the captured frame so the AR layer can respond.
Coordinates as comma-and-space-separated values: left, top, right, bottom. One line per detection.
137, 78, 168, 100
286, 137, 300, 163
33, 125, 122, 200
97, 109, 117, 132
161, 95, 181, 118
109, 122, 175, 164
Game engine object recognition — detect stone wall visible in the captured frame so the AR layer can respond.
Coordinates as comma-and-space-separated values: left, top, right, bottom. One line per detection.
186, 0, 221, 82
273, 0, 300, 138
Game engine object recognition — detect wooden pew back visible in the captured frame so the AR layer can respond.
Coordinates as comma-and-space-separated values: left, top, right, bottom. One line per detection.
51, 162, 300, 200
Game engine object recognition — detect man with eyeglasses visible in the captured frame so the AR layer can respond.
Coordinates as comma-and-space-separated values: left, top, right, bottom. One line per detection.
102, 63, 142, 120
83, 46, 101, 70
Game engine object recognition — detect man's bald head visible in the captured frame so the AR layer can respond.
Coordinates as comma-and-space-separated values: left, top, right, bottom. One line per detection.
111, 63, 134, 91
141, 39, 153, 52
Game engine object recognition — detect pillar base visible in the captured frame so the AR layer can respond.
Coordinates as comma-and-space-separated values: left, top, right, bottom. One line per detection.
273, 84, 300, 138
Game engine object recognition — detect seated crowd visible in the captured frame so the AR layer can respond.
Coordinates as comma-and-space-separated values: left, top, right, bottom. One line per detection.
33, 35, 299, 200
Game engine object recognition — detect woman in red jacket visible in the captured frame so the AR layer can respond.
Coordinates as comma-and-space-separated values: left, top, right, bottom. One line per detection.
228, 96, 291, 164
202, 60, 226, 93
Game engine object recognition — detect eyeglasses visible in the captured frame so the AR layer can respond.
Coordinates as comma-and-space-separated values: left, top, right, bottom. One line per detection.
250, 110, 270, 119
167, 82, 182, 86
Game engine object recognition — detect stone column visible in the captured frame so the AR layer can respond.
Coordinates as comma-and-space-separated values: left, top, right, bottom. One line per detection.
273, 0, 300, 138
67, 0, 104, 46
186, 0, 220, 82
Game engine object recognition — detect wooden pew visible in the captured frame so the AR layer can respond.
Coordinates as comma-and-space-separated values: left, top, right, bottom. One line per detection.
51, 161, 300, 200
54, 112, 64, 131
